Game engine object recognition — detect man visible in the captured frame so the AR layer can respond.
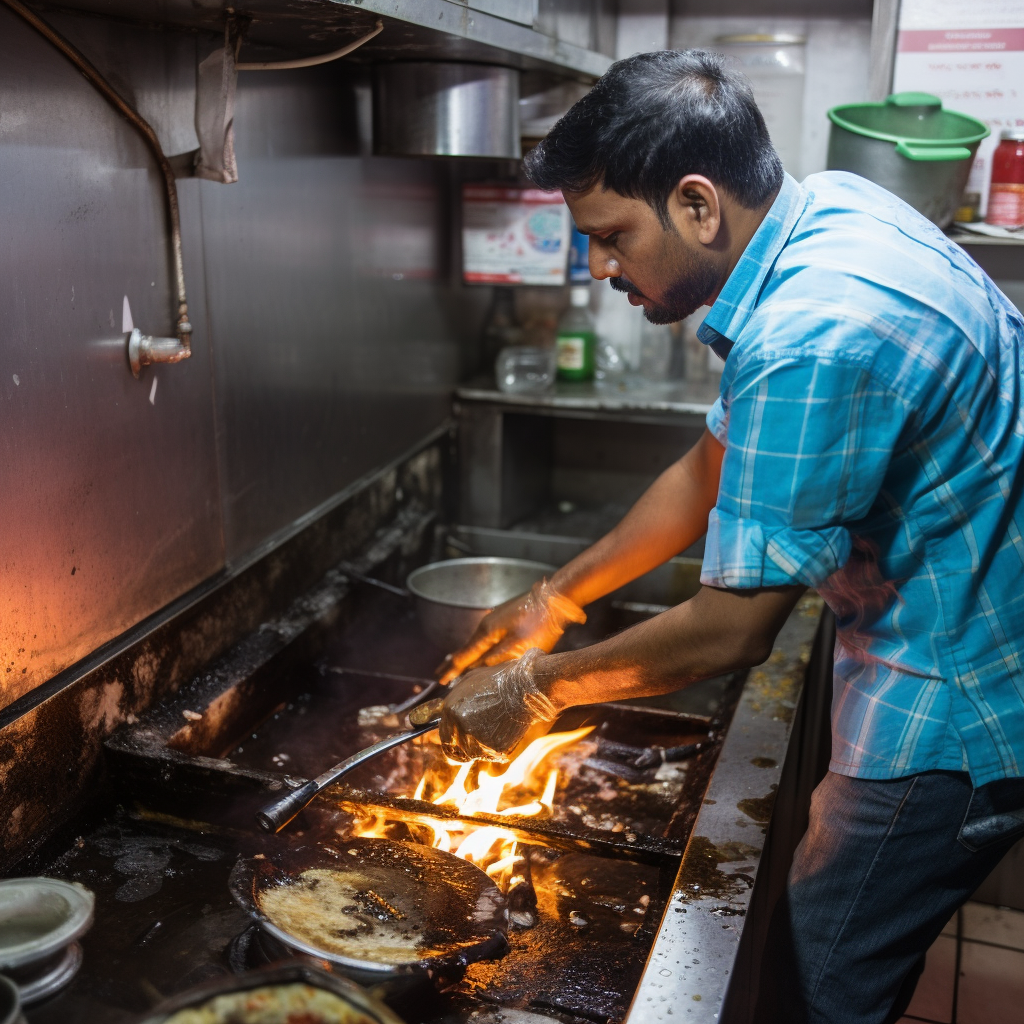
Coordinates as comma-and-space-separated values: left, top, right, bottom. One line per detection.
437, 50, 1024, 1023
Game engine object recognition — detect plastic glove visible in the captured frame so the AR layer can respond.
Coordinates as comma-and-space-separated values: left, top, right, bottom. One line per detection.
437, 579, 586, 685
439, 648, 562, 763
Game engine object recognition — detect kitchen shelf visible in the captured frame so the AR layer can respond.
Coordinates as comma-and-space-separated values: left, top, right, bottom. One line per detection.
948, 229, 1024, 247
34, 0, 613, 81
455, 378, 719, 425
455, 379, 714, 533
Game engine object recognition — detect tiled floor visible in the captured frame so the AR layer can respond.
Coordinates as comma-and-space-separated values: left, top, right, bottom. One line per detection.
898, 901, 1024, 1024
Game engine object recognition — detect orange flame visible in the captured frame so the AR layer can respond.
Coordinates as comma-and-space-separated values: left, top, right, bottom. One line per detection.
353, 725, 593, 886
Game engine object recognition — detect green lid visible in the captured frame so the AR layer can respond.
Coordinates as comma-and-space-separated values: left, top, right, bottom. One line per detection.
828, 92, 989, 155
886, 92, 942, 109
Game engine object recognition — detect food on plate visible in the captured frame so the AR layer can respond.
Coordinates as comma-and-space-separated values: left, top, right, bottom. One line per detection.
163, 982, 379, 1023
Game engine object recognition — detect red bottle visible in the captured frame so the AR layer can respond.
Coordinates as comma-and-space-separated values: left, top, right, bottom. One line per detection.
987, 128, 1024, 228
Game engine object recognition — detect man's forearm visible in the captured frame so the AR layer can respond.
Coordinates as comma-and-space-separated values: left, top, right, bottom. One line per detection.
550, 429, 725, 609
533, 583, 805, 709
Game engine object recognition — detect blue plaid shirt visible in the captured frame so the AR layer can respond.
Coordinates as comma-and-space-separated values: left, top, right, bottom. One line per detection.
700, 171, 1024, 787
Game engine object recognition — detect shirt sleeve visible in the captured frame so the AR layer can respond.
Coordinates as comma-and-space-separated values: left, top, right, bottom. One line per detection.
706, 395, 729, 446
702, 354, 908, 589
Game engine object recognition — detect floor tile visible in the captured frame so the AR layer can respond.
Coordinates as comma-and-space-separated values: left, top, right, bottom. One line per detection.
906, 934, 956, 1024
962, 901, 1024, 951
941, 910, 959, 937
956, 940, 1024, 1024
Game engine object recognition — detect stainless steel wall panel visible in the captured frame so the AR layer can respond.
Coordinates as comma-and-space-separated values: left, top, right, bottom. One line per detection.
0, 8, 223, 711
198, 65, 488, 562
0, 11, 492, 712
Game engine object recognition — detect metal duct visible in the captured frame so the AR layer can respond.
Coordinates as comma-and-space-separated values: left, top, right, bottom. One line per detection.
373, 62, 521, 159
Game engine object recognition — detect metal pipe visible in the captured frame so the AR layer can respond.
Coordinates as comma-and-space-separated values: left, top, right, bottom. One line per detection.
237, 18, 382, 71
0, 0, 192, 361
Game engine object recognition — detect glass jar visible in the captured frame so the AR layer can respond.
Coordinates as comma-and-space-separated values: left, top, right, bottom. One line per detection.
986, 128, 1024, 229
638, 321, 673, 383
495, 346, 555, 394
715, 34, 806, 178
481, 287, 523, 372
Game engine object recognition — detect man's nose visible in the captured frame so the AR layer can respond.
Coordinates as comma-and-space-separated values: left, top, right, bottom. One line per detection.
589, 247, 621, 281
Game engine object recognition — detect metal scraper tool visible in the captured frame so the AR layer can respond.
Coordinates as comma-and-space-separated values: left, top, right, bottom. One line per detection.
256, 697, 445, 833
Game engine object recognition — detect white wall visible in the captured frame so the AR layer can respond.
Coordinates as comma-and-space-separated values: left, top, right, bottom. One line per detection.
669, 15, 873, 180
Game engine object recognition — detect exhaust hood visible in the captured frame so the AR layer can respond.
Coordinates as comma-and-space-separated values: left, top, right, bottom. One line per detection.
34, 0, 613, 83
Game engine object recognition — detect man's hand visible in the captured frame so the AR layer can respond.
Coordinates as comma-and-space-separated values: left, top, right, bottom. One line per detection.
437, 580, 586, 685
439, 648, 562, 762
436, 425, 725, 696
439, 584, 805, 763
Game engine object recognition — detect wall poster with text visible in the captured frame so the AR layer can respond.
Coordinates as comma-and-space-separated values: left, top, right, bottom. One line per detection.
894, 0, 1024, 217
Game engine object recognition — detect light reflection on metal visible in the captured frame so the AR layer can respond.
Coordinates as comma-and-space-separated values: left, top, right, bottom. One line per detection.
128, 327, 192, 379
373, 62, 521, 159
0, 0, 193, 373
625, 596, 828, 1023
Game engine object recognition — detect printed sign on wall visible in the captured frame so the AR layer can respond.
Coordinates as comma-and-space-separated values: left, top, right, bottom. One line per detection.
894, 0, 1024, 217
462, 186, 571, 285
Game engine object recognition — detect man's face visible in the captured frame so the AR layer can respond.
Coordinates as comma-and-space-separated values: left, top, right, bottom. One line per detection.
564, 185, 720, 325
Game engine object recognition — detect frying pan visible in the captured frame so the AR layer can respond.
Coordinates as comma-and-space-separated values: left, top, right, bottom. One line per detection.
229, 837, 508, 987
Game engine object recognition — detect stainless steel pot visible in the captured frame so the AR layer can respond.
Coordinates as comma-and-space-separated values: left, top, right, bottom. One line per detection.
0, 878, 94, 1005
827, 92, 989, 228
406, 557, 555, 653
373, 63, 521, 159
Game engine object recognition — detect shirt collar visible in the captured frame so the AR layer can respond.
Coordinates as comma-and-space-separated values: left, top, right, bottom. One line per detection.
697, 173, 808, 348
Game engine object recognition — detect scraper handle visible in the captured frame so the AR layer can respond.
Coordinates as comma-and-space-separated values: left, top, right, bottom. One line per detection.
255, 715, 441, 833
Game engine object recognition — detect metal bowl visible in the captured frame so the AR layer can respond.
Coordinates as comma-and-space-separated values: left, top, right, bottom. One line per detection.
0, 878, 94, 1005
406, 557, 555, 653
0, 976, 25, 1024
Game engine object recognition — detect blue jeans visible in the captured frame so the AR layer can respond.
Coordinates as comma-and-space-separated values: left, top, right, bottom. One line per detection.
755, 769, 1024, 1024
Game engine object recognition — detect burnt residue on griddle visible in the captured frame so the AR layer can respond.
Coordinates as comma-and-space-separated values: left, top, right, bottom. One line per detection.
675, 835, 756, 906
227, 676, 435, 789
357, 888, 406, 921
737, 785, 778, 833
456, 848, 666, 1021
743, 635, 813, 725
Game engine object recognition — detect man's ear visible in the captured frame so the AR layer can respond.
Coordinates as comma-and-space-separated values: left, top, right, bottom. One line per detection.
669, 175, 721, 246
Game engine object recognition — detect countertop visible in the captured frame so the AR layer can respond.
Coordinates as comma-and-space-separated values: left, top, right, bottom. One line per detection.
455, 378, 721, 421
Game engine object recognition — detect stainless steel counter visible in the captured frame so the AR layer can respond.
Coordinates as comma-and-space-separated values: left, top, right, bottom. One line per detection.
455, 379, 720, 426
627, 593, 829, 1023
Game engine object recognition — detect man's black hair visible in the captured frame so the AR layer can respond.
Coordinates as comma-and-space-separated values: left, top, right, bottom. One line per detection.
524, 49, 784, 220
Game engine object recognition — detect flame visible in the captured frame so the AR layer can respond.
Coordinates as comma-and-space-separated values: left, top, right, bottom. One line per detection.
352, 725, 593, 887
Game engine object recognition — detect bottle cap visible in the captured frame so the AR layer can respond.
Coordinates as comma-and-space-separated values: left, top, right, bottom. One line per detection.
570, 286, 590, 307
999, 128, 1024, 141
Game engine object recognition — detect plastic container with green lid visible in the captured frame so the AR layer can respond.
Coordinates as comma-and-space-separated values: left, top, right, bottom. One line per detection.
826, 92, 989, 228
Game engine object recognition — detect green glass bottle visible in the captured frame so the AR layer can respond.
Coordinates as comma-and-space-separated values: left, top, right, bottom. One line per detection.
555, 286, 596, 382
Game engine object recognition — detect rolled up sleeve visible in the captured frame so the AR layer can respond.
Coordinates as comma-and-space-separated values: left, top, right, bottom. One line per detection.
706, 395, 729, 446
701, 354, 908, 590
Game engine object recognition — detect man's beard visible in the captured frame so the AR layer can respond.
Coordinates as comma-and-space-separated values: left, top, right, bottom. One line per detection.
609, 252, 718, 325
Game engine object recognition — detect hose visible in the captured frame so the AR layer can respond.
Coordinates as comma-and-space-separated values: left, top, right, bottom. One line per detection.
237, 18, 382, 71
